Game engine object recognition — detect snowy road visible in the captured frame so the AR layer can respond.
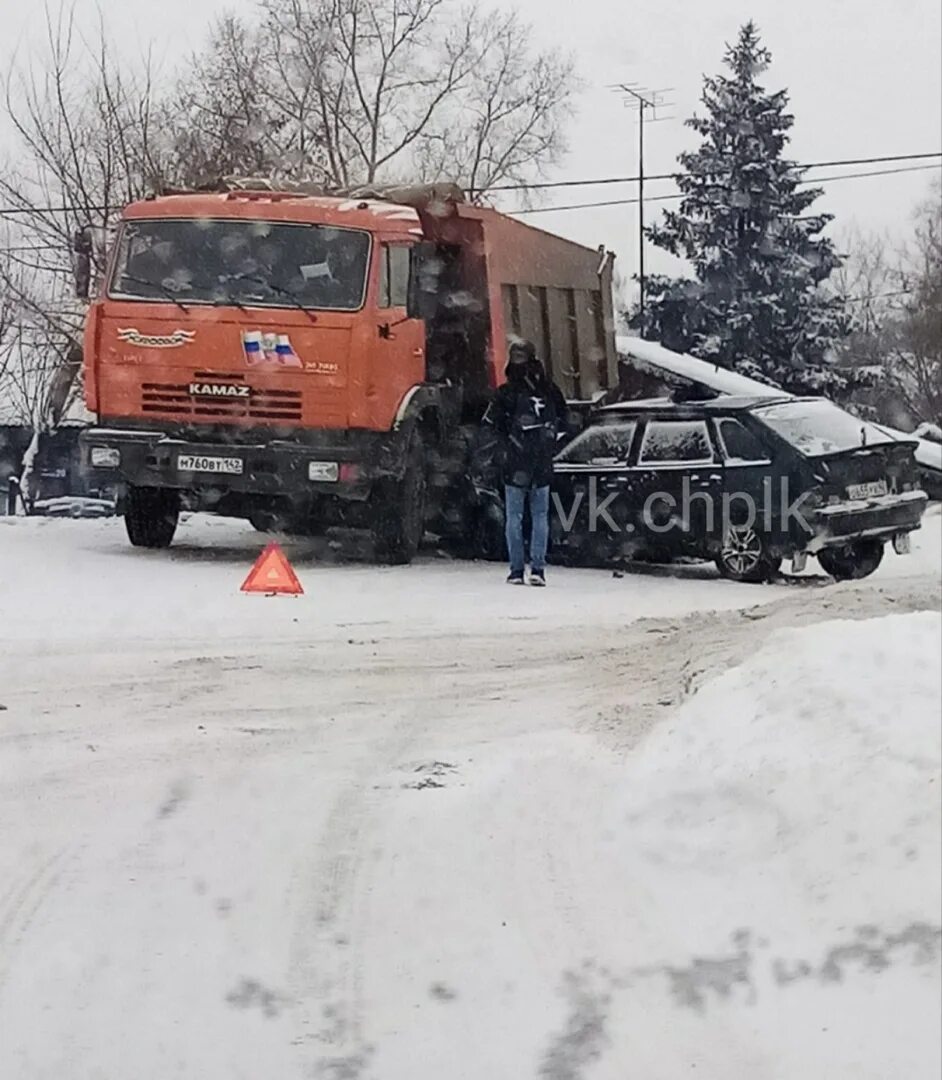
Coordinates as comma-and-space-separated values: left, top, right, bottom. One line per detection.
1, 511, 940, 1078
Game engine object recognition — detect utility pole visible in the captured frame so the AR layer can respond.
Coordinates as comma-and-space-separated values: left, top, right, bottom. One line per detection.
611, 84, 673, 335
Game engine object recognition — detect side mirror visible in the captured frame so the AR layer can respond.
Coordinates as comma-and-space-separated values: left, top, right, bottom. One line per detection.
73, 226, 92, 300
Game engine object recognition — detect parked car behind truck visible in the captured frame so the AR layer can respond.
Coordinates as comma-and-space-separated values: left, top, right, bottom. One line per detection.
551, 395, 928, 581
79, 182, 616, 562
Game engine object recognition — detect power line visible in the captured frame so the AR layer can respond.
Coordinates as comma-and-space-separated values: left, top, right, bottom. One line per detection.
3, 158, 939, 243
842, 288, 913, 303
489, 151, 942, 192
512, 162, 942, 215
0, 151, 939, 219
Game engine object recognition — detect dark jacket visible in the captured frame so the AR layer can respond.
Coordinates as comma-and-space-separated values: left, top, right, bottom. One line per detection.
483, 356, 567, 488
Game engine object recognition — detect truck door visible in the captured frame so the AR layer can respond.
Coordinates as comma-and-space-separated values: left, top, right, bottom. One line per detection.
373, 242, 425, 429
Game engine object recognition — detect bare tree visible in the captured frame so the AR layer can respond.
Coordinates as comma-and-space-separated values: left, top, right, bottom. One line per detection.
412, 11, 574, 198
833, 225, 902, 365
836, 187, 942, 427
0, 256, 18, 393
893, 184, 942, 426
180, 0, 576, 196
0, 4, 165, 496
168, 14, 316, 187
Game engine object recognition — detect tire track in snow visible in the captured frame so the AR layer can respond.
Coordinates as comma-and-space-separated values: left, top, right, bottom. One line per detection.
0, 846, 71, 996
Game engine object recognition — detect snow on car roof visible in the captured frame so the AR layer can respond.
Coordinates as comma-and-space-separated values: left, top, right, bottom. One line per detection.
600, 394, 797, 413
615, 335, 785, 398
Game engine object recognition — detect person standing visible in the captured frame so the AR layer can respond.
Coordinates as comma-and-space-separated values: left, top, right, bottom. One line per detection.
483, 340, 567, 586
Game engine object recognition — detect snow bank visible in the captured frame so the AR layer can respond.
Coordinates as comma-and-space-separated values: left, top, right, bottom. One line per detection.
587, 609, 942, 1076
346, 609, 941, 1077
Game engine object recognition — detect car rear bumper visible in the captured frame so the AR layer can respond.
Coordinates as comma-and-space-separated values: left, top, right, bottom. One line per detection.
806, 490, 928, 551
80, 427, 384, 500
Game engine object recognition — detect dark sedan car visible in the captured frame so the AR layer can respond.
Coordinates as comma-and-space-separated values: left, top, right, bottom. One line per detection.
551, 395, 929, 582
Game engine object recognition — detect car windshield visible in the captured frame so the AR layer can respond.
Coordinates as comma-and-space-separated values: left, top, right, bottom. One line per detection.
110, 219, 371, 311
753, 399, 897, 457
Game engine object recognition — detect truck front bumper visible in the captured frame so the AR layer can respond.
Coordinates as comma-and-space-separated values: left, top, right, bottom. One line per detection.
80, 428, 380, 500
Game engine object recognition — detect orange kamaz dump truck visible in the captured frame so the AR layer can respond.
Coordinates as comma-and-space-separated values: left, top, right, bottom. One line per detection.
79, 182, 616, 562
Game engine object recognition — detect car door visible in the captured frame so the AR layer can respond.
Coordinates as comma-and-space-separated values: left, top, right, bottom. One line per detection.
632, 416, 722, 558
551, 417, 641, 563
712, 415, 777, 546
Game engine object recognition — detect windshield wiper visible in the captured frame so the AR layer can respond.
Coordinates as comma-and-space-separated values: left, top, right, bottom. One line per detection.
225, 273, 318, 323
115, 273, 190, 312
210, 287, 248, 312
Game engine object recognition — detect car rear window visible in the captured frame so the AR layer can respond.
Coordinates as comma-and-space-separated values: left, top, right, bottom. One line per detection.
555, 421, 637, 465
639, 420, 714, 464
753, 400, 894, 457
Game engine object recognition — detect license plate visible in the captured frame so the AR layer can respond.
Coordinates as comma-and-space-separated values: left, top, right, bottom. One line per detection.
177, 454, 244, 475
847, 479, 887, 500
893, 532, 912, 555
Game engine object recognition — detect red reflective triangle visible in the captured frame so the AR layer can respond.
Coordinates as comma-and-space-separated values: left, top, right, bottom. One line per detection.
240, 543, 304, 595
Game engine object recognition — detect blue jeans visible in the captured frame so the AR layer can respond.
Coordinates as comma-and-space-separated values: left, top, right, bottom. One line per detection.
505, 484, 550, 575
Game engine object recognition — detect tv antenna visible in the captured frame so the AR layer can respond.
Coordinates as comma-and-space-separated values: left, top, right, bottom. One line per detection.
611, 84, 674, 332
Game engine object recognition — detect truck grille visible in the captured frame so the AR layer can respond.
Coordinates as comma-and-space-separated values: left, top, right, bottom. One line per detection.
140, 376, 303, 423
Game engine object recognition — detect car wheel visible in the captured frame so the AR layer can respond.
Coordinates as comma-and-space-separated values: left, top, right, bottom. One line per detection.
817, 539, 884, 581
372, 432, 427, 565
125, 485, 179, 549
716, 525, 782, 583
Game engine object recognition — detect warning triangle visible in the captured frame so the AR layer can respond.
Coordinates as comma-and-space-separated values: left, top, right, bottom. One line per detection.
240, 543, 304, 596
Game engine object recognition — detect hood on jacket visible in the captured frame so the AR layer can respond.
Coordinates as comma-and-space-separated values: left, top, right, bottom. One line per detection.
505, 339, 547, 386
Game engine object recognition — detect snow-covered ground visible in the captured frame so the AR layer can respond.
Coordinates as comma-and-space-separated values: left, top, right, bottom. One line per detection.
1, 511, 939, 1078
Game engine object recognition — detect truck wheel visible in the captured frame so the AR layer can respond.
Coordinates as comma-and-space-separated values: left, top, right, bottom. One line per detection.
716, 525, 781, 583
818, 539, 884, 581
125, 486, 179, 549
471, 501, 507, 561
372, 434, 427, 565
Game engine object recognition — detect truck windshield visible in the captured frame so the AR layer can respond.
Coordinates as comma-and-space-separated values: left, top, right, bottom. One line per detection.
753, 399, 898, 457
109, 218, 371, 311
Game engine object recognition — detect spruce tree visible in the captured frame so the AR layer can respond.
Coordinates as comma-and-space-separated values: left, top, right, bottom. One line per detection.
639, 22, 849, 394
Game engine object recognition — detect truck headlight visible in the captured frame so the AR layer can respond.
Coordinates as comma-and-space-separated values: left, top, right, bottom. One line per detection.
91, 446, 121, 468
308, 461, 339, 482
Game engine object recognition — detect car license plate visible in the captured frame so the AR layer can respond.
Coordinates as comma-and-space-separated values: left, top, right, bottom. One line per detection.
847, 479, 887, 500
177, 454, 244, 475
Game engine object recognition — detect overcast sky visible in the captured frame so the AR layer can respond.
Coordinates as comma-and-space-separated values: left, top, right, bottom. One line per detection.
1, 0, 939, 282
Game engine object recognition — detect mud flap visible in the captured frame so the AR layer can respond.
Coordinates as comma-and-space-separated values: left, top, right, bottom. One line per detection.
893, 532, 912, 555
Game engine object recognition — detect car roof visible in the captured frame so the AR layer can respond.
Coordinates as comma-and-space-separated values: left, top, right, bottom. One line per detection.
597, 394, 803, 416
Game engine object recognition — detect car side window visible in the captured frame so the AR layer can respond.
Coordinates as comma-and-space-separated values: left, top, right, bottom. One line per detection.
717, 418, 769, 463
379, 244, 410, 309
638, 420, 714, 465
555, 421, 637, 465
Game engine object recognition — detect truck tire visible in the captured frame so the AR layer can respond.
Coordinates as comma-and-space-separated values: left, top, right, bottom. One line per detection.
818, 539, 884, 581
125, 485, 179, 549
470, 500, 507, 561
372, 433, 427, 565
715, 525, 782, 583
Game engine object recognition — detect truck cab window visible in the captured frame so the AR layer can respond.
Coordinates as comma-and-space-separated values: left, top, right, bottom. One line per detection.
109, 219, 370, 311
379, 244, 411, 309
